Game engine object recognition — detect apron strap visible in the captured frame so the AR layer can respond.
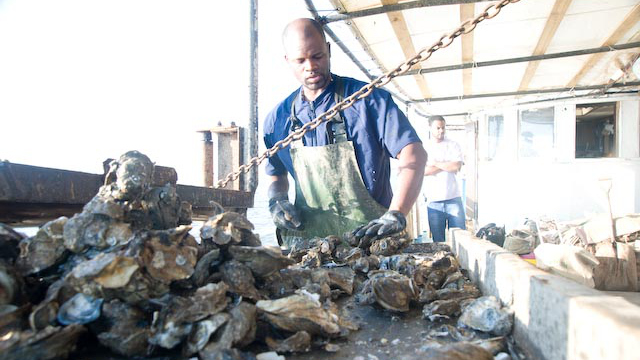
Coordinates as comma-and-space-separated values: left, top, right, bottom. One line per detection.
289, 76, 348, 145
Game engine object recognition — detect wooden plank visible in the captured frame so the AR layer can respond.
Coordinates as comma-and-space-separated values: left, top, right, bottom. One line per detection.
382, 0, 431, 98
566, 3, 640, 88
0, 162, 254, 225
518, 0, 573, 91
460, 3, 475, 95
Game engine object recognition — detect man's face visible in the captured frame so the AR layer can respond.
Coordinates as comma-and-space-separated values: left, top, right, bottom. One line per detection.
430, 120, 446, 142
284, 30, 331, 97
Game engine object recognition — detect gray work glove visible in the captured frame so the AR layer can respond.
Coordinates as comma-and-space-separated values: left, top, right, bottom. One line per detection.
268, 195, 303, 231
352, 210, 406, 240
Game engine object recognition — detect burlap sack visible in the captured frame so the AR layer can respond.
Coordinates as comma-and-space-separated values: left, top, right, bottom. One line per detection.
534, 243, 599, 288
592, 242, 638, 292
503, 229, 535, 255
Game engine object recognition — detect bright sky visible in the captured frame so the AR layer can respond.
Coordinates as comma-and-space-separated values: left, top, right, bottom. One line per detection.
0, 0, 366, 186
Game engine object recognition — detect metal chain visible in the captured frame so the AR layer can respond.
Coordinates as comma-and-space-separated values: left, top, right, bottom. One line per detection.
215, 0, 521, 189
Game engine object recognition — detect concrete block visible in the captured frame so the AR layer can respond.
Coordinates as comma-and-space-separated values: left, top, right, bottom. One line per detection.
450, 229, 640, 360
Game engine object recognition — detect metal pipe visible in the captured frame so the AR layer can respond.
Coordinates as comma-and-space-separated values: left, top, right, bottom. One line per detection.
410, 81, 640, 102
247, 0, 259, 193
322, 0, 491, 23
397, 42, 640, 77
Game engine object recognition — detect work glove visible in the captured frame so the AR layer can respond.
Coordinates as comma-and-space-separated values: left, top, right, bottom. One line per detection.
352, 210, 406, 240
268, 195, 303, 231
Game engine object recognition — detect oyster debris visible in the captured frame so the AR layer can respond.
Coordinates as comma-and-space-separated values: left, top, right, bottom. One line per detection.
0, 324, 86, 360
200, 301, 257, 357
201, 212, 260, 247
422, 299, 462, 321
185, 312, 230, 356
415, 341, 494, 360
221, 260, 262, 301
256, 290, 341, 336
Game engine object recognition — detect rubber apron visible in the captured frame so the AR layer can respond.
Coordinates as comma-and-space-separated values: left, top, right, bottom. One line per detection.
277, 77, 387, 248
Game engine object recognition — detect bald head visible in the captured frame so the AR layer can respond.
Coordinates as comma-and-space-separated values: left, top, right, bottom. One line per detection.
282, 18, 326, 50
281, 18, 332, 100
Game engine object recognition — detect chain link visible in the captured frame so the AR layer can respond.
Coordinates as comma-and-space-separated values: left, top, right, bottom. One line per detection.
215, 0, 521, 189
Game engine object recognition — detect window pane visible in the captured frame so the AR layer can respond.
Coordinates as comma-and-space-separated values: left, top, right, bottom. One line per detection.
487, 115, 504, 160
575, 103, 616, 158
519, 107, 555, 159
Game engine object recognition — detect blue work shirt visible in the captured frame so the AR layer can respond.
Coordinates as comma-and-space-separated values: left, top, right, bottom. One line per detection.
263, 74, 422, 208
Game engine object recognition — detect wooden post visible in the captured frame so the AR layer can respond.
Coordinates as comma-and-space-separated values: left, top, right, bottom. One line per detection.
200, 131, 214, 188
204, 123, 245, 191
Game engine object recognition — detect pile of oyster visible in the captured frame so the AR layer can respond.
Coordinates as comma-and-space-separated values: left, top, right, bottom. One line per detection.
0, 151, 515, 360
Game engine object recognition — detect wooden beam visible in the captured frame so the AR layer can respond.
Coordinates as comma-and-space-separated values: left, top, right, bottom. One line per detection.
567, 3, 640, 88
518, 0, 573, 91
383, 0, 431, 98
322, 0, 492, 23
460, 3, 475, 95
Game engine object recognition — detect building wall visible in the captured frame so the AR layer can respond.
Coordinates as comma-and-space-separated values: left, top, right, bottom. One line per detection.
475, 97, 640, 230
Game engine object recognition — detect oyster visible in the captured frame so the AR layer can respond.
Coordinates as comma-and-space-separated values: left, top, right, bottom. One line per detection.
142, 184, 184, 229
91, 299, 151, 357
139, 226, 198, 284
0, 324, 86, 360
185, 313, 230, 356
256, 290, 341, 336
357, 270, 418, 312
57, 293, 103, 325
200, 301, 257, 356
16, 217, 69, 275
0, 262, 24, 306
103, 150, 154, 201
415, 341, 494, 360
0, 223, 26, 263
422, 299, 462, 321
369, 234, 410, 256
228, 246, 295, 278
265, 330, 311, 353
201, 212, 260, 247
221, 260, 262, 301
457, 296, 513, 336
62, 213, 133, 253
191, 248, 222, 287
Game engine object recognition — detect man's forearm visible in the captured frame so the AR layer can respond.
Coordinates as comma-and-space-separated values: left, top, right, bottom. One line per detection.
424, 165, 441, 176
433, 161, 462, 173
389, 143, 427, 215
268, 175, 289, 199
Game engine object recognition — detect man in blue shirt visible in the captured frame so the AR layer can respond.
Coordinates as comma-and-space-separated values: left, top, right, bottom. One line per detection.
264, 18, 427, 247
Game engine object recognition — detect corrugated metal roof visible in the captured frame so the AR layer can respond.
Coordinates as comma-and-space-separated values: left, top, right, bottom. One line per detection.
306, 0, 640, 116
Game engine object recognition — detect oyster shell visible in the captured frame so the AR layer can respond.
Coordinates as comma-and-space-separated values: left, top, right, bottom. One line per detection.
200, 302, 257, 356
103, 150, 154, 201
201, 212, 260, 247
0, 261, 24, 306
422, 299, 462, 321
369, 234, 410, 256
139, 226, 198, 284
91, 299, 151, 357
191, 248, 222, 287
415, 341, 494, 360
265, 330, 311, 353
62, 213, 133, 253
256, 290, 341, 336
357, 270, 418, 312
185, 313, 230, 356
457, 296, 513, 336
57, 293, 103, 325
0, 324, 86, 360
229, 246, 295, 278
142, 184, 184, 230
0, 223, 26, 263
221, 260, 262, 301
16, 217, 69, 275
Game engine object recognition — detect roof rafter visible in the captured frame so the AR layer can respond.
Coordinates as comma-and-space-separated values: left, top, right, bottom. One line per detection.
460, 3, 475, 95
321, 0, 491, 23
382, 0, 431, 99
567, 3, 640, 88
518, 0, 573, 91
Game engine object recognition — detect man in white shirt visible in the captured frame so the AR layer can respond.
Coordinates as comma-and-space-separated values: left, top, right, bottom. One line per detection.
423, 115, 465, 242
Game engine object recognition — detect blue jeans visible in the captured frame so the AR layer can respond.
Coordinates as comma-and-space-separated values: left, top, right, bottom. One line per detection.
427, 197, 466, 242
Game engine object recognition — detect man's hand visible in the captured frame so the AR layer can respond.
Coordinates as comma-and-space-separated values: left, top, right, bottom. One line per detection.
269, 197, 303, 231
352, 210, 406, 240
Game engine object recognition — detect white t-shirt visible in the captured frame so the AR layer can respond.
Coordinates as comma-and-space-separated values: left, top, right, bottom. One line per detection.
423, 138, 463, 202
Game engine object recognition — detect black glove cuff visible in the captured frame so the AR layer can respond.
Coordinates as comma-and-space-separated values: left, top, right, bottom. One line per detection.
268, 193, 289, 209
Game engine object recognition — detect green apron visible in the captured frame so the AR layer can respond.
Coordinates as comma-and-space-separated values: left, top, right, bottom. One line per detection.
277, 77, 387, 248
